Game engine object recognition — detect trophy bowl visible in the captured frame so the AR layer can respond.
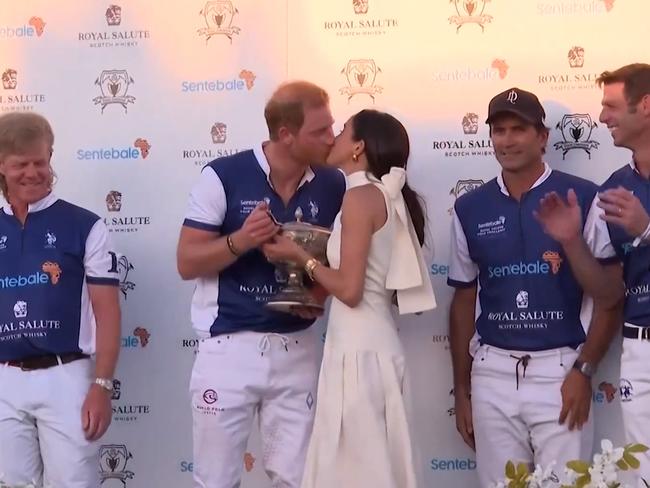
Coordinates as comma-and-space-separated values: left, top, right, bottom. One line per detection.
265, 220, 331, 313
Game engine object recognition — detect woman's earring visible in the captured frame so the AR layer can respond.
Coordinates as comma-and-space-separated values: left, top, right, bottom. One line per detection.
352, 154, 358, 162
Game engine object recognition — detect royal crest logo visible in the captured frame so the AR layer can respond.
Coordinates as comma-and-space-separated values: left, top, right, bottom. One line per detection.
118, 255, 136, 299
93, 70, 135, 113
112, 379, 122, 400
462, 113, 479, 135
106, 191, 123, 212
211, 122, 227, 143
568, 46, 585, 68
516, 290, 529, 309
340, 59, 382, 102
448, 179, 484, 214
28, 17, 46, 36
449, 0, 493, 33
99, 444, 135, 485
106, 5, 122, 26
2, 69, 17, 90
353, 0, 369, 14
198, 0, 241, 43
13, 300, 27, 319
133, 138, 150, 158
553, 113, 599, 159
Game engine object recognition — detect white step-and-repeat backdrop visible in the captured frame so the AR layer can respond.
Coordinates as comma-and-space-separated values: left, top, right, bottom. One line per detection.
1, 0, 646, 486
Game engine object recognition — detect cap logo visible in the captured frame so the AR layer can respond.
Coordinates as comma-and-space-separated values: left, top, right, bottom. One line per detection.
506, 90, 518, 104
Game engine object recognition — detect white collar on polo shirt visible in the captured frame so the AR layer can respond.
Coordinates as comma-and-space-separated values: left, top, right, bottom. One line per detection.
253, 143, 315, 190
2, 192, 58, 215
496, 162, 552, 197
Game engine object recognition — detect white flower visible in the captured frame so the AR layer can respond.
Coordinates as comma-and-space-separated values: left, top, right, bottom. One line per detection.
600, 439, 624, 464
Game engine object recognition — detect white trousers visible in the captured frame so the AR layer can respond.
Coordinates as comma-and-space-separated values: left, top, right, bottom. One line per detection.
190, 328, 320, 488
620, 336, 650, 487
471, 345, 593, 488
0, 358, 99, 488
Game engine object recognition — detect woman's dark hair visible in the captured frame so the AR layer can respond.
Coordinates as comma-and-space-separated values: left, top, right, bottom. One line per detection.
351, 109, 426, 246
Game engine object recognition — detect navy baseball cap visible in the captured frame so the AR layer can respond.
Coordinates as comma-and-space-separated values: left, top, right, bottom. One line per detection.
486, 87, 546, 125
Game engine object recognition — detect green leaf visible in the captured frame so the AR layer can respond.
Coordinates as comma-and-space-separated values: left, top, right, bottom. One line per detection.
516, 462, 529, 478
617, 458, 630, 470
505, 460, 516, 479
566, 460, 590, 474
576, 474, 591, 488
628, 443, 649, 454
624, 451, 641, 469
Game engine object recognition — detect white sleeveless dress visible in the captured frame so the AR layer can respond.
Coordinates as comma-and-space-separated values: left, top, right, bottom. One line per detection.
300, 169, 436, 488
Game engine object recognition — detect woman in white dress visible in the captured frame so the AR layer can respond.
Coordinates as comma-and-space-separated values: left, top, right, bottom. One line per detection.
263, 109, 436, 488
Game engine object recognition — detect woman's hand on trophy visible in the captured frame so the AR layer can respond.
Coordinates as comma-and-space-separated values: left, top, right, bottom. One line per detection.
236, 202, 280, 251
262, 234, 309, 264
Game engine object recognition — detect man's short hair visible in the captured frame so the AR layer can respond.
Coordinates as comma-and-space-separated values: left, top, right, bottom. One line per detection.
264, 81, 329, 141
597, 63, 650, 108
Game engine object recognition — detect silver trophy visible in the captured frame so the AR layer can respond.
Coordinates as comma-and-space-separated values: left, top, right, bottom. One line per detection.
265, 207, 331, 313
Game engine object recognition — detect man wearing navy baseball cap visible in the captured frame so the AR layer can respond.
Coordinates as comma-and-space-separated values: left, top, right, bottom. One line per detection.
449, 87, 623, 486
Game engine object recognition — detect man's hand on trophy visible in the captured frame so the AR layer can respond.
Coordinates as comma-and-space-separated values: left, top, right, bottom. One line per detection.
262, 234, 308, 264
236, 202, 280, 251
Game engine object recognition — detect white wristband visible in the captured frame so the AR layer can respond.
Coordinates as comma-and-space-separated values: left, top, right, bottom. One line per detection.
632, 221, 650, 248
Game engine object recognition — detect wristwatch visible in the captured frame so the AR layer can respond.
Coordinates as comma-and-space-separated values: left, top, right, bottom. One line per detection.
572, 359, 596, 378
94, 377, 114, 392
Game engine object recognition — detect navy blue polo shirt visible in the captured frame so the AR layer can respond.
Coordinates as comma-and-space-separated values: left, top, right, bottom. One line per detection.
183, 145, 346, 337
601, 163, 650, 326
0, 193, 119, 361
448, 164, 617, 351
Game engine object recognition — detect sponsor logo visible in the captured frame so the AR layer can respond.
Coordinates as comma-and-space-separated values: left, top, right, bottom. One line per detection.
448, 179, 485, 213
537, 0, 614, 16
78, 5, 150, 48
183, 122, 245, 167
432, 334, 450, 351
103, 191, 152, 233
0, 69, 47, 111
323, 0, 398, 37
538, 48, 600, 91
340, 59, 382, 103
181, 69, 255, 93
477, 215, 506, 237
620, 378, 633, 402
44, 231, 56, 249
434, 118, 494, 158
0, 235, 7, 250
430, 458, 476, 471
77, 138, 150, 161
431, 264, 450, 276
198, 0, 241, 43
117, 255, 136, 299
432, 59, 508, 83
593, 381, 616, 404
13, 300, 27, 319
121, 326, 150, 348
93, 70, 136, 113
0, 17, 46, 39
111, 378, 151, 422
516, 290, 529, 309
99, 444, 134, 485
488, 251, 562, 278
553, 113, 599, 159
244, 452, 256, 472
203, 389, 218, 404
449, 0, 494, 33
